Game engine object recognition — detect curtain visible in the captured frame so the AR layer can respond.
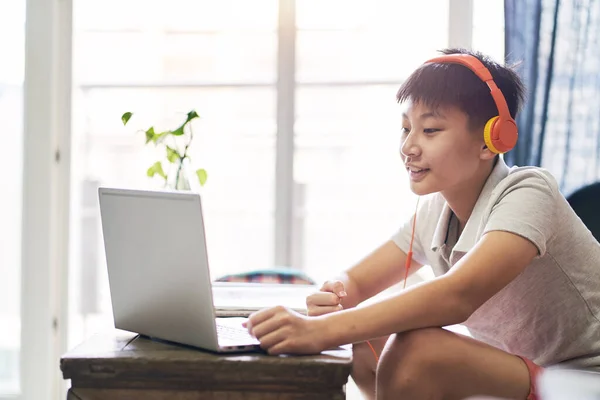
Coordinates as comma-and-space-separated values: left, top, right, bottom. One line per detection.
504, 0, 600, 195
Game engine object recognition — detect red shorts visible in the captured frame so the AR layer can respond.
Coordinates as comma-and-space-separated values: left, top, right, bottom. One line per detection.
517, 356, 544, 400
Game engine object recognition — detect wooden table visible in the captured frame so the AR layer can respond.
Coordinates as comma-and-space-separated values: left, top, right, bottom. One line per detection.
60, 330, 353, 399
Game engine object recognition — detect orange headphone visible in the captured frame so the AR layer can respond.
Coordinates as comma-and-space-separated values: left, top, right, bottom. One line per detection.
425, 53, 518, 154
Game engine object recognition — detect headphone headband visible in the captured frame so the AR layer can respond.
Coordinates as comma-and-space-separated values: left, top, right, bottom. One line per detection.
424, 54, 518, 154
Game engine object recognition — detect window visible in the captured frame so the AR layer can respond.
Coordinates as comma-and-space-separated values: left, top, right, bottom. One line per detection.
0, 0, 24, 396
294, 0, 447, 282
68, 0, 505, 351
472, 0, 505, 62
0, 0, 511, 398
69, 0, 278, 347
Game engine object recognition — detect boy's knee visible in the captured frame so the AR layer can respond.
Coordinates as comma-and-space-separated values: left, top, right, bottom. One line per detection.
351, 341, 378, 379
351, 342, 382, 399
397, 327, 445, 350
388, 327, 447, 362
376, 328, 444, 398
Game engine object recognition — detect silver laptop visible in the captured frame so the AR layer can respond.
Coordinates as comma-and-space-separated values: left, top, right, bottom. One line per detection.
98, 187, 261, 353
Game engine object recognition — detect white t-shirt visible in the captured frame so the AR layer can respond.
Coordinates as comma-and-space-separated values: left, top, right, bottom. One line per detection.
392, 157, 600, 369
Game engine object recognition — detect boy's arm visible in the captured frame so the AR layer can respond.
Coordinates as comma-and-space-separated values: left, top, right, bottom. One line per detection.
322, 230, 538, 346
335, 240, 424, 309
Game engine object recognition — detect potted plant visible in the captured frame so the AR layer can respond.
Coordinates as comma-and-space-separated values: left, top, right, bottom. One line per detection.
121, 109, 207, 190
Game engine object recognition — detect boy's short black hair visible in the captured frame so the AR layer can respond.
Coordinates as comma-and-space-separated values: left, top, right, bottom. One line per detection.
396, 48, 526, 132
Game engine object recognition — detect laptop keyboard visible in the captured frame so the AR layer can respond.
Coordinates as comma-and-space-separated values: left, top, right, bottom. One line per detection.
216, 320, 258, 342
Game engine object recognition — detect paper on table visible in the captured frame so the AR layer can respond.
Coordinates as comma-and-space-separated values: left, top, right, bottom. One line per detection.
212, 282, 317, 317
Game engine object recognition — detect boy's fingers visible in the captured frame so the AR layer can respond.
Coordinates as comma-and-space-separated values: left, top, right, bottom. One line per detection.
246, 307, 278, 332
320, 280, 347, 298
331, 281, 347, 297
307, 292, 340, 307
251, 314, 288, 340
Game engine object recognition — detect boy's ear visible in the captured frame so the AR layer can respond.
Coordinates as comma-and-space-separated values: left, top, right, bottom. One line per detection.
480, 143, 497, 160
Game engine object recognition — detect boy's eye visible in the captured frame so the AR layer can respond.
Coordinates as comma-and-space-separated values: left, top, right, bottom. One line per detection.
401, 127, 410, 136
423, 128, 440, 134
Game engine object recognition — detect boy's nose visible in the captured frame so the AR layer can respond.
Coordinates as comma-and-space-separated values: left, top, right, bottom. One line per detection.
400, 136, 420, 158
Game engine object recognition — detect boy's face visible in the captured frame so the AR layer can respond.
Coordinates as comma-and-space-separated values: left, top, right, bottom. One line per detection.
400, 101, 493, 196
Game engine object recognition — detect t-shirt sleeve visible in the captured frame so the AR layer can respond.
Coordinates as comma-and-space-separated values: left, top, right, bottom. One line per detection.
391, 209, 428, 266
483, 169, 559, 257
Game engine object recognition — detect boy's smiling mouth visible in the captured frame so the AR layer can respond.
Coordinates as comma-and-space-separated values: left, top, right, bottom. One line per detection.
405, 164, 430, 181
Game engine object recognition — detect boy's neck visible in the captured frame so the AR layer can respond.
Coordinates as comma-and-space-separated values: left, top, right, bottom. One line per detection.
441, 158, 497, 233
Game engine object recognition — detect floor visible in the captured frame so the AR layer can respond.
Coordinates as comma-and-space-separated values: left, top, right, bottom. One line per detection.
346, 377, 362, 399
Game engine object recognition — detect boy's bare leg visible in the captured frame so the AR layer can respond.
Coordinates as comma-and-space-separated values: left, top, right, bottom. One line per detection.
351, 336, 389, 400
375, 327, 532, 400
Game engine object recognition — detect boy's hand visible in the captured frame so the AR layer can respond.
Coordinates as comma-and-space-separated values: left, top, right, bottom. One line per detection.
306, 280, 347, 316
242, 306, 329, 355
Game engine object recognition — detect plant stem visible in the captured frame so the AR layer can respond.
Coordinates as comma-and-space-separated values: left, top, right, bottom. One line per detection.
174, 121, 194, 189
184, 121, 194, 158
175, 159, 183, 189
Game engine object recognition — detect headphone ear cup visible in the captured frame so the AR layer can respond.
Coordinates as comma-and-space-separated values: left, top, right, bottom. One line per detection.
498, 120, 519, 153
483, 116, 500, 154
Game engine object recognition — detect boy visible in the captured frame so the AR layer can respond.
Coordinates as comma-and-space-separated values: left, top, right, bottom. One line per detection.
244, 48, 600, 400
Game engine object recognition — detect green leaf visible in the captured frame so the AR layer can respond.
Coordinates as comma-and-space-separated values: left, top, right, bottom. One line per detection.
171, 110, 199, 136
154, 131, 170, 144
166, 146, 180, 163
186, 110, 199, 123
145, 127, 155, 144
171, 125, 185, 136
147, 161, 166, 179
196, 168, 208, 186
121, 112, 133, 126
